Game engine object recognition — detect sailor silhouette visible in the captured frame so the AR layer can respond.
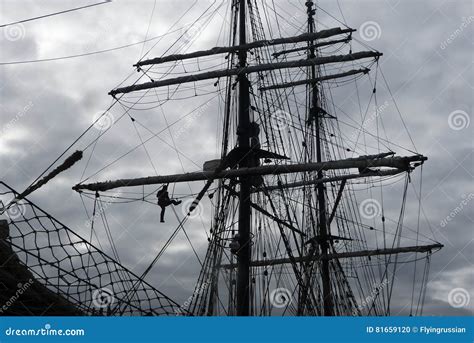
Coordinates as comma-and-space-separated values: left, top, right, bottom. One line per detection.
156, 185, 182, 223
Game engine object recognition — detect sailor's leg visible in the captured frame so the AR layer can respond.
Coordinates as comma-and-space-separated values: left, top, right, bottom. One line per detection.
171, 200, 182, 206
160, 206, 166, 223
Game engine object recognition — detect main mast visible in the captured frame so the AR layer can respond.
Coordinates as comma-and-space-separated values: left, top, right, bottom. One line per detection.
306, 0, 333, 316
236, 0, 252, 316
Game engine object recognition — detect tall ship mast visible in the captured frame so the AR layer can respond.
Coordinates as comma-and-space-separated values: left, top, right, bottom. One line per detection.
0, 0, 442, 316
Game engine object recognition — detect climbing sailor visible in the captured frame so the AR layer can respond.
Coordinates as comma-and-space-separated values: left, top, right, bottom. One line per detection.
157, 185, 182, 223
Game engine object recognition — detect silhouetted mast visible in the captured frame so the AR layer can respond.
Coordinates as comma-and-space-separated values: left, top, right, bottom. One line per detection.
236, 0, 252, 316
307, 0, 333, 317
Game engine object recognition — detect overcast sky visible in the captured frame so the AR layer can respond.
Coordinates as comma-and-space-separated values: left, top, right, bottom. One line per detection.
0, 0, 472, 316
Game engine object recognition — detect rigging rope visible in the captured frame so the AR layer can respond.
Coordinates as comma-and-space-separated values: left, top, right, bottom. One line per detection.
0, 1, 111, 28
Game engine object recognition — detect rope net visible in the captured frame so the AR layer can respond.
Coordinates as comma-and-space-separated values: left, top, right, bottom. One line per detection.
0, 181, 186, 316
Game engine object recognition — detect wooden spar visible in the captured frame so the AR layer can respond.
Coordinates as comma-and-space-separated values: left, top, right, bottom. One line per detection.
134, 28, 355, 67
272, 37, 350, 58
254, 168, 403, 193
109, 51, 382, 96
7, 151, 83, 207
259, 68, 370, 91
219, 243, 444, 269
73, 155, 426, 192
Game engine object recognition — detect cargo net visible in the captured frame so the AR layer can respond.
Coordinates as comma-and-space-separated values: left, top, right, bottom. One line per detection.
0, 182, 186, 316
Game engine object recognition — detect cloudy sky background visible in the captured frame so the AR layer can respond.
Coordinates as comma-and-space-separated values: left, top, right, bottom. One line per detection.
0, 0, 472, 315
